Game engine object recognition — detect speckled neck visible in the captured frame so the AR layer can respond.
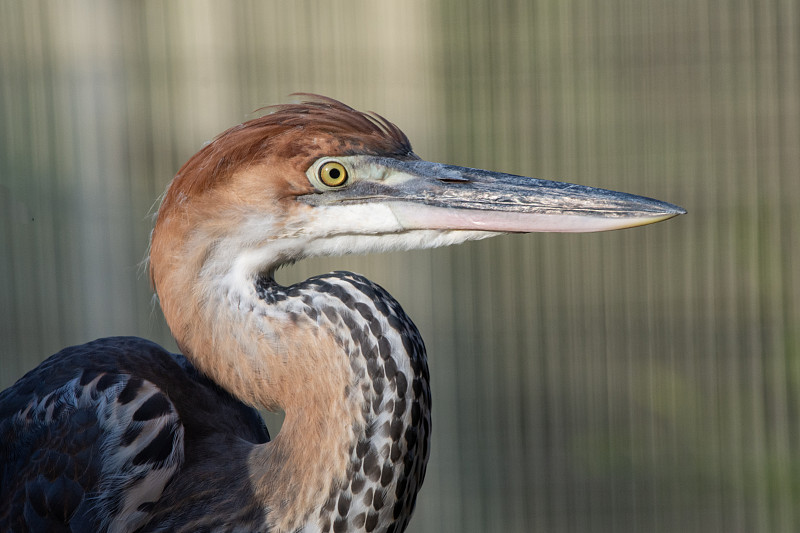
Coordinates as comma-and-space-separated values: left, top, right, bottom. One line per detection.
250, 272, 431, 533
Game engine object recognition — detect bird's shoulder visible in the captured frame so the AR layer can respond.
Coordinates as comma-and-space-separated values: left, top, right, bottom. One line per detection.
0, 336, 268, 531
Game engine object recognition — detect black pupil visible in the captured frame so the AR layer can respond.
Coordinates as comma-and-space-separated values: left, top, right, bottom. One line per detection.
329, 168, 340, 180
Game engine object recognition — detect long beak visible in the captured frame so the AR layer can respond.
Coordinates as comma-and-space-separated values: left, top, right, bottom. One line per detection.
304, 157, 686, 233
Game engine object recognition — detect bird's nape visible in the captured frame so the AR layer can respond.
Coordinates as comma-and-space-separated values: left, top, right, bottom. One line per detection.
1, 95, 683, 533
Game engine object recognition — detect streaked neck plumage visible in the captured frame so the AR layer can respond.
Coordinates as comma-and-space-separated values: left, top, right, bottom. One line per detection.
149, 180, 430, 532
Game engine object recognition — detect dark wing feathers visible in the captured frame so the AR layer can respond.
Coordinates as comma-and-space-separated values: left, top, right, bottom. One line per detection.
0, 337, 269, 531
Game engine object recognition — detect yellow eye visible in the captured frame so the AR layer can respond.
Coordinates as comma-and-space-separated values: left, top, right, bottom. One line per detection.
318, 161, 348, 187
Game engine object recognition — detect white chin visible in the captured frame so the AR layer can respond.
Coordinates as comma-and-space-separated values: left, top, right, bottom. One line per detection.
303, 229, 497, 257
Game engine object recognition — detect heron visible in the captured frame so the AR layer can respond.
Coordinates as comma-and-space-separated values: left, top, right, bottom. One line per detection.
0, 96, 684, 532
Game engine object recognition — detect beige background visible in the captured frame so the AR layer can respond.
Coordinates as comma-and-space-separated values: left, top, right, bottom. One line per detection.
1, 1, 798, 531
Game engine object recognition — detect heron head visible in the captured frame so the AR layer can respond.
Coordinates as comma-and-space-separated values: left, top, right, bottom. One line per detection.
150, 95, 684, 288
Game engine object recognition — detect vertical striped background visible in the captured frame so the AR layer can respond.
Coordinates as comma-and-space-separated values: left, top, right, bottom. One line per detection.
1, 1, 798, 531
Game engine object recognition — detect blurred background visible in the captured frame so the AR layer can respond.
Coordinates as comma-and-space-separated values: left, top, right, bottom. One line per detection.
1, 1, 798, 531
